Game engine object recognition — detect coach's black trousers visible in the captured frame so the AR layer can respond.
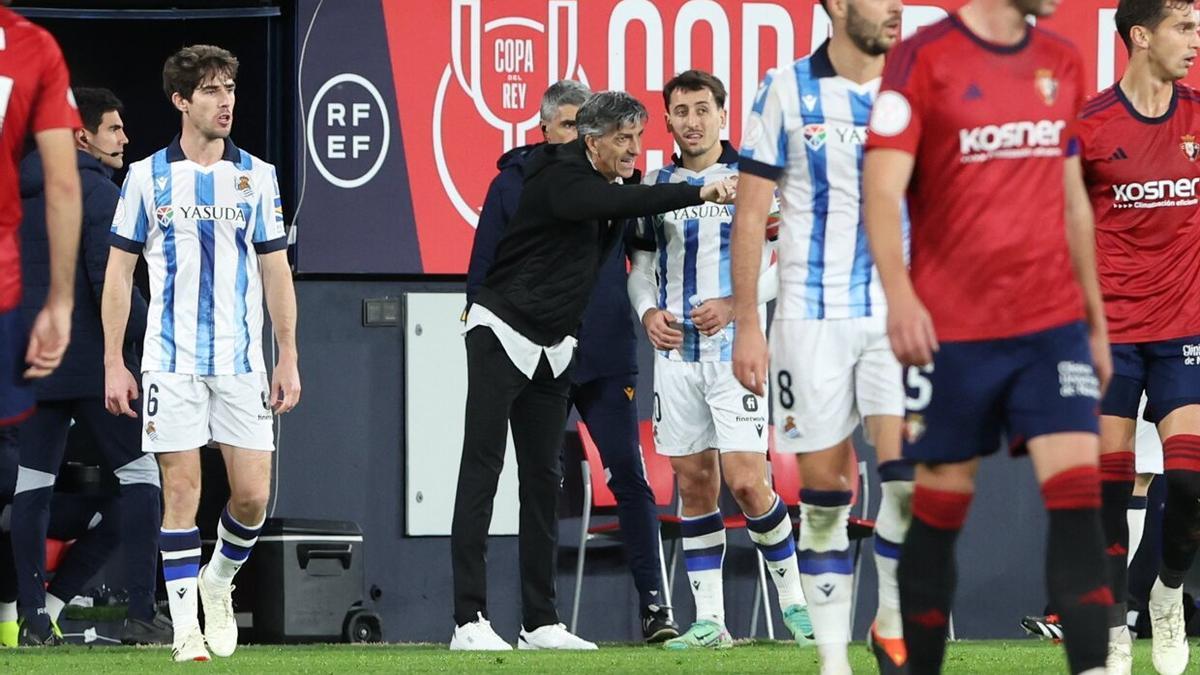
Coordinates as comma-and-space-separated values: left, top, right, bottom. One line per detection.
452, 327, 572, 630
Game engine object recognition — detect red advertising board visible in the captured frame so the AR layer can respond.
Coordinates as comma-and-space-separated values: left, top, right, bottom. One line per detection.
305, 1, 1176, 274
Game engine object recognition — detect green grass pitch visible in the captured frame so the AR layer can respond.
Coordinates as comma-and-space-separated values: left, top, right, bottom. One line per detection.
0, 639, 1162, 673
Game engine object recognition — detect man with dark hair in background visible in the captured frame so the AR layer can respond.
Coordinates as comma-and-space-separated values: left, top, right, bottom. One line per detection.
9, 86, 166, 647
465, 80, 678, 644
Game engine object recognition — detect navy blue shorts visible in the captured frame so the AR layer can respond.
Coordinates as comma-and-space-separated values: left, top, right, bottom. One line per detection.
903, 322, 1100, 464
1101, 335, 1200, 424
0, 307, 33, 426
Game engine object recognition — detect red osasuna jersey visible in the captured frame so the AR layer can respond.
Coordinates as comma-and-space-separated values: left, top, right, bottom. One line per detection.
0, 8, 79, 311
1077, 83, 1200, 343
866, 15, 1086, 341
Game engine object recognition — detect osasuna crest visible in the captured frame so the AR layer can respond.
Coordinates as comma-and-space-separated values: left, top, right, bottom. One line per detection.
904, 413, 926, 444
1182, 134, 1199, 162
1034, 69, 1058, 106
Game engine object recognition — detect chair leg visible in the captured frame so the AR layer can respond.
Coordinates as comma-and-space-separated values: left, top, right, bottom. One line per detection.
757, 549, 775, 640
657, 534, 674, 623
851, 536, 863, 635
571, 463, 593, 634
750, 576, 762, 637
667, 497, 683, 596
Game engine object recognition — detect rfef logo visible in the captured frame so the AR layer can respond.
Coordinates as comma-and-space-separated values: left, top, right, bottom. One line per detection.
307, 73, 391, 189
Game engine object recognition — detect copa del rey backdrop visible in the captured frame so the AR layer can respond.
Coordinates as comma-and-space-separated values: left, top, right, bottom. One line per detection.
294, 0, 1187, 274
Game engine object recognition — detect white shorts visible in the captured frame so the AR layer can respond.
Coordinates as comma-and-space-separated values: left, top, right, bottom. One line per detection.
1135, 394, 1163, 475
770, 315, 904, 453
652, 359, 768, 456
141, 371, 275, 453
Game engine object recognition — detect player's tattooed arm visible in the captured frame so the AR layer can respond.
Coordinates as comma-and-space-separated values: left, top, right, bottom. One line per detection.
864, 148, 937, 367
1063, 155, 1112, 392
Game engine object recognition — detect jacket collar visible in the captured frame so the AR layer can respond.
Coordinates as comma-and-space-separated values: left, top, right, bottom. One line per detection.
76, 149, 113, 179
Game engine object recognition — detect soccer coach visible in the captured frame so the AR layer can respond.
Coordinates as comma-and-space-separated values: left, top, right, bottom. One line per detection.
450, 91, 736, 651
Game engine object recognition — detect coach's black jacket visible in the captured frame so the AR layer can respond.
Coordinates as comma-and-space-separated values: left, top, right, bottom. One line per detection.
475, 137, 704, 347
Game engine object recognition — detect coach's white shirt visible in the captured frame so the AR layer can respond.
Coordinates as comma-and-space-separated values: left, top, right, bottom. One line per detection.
464, 305, 576, 380
110, 137, 287, 375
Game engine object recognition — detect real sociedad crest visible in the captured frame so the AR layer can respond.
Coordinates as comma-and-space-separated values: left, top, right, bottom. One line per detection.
1034, 69, 1058, 106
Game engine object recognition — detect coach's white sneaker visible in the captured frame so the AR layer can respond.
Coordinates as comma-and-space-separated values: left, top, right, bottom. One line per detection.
172, 626, 211, 662
198, 565, 238, 657
518, 623, 598, 650
1106, 625, 1132, 675
450, 612, 512, 651
1149, 578, 1189, 675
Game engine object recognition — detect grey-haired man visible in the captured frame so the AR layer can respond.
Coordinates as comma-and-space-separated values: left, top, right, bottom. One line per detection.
451, 91, 736, 650
465, 81, 678, 645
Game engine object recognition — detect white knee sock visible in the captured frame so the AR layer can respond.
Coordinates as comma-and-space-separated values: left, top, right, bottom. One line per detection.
681, 510, 727, 626
874, 463, 914, 640
746, 494, 806, 609
203, 507, 264, 588
798, 490, 853, 667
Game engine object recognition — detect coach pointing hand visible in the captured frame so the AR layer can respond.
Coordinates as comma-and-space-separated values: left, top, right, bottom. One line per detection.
450, 91, 723, 651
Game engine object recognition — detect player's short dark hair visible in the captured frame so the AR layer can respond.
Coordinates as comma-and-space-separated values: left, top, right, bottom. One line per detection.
663, 70, 727, 111
162, 44, 239, 101
72, 87, 123, 133
1115, 0, 1191, 52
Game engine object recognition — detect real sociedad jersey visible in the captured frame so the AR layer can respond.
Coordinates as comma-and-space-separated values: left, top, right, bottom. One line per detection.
740, 40, 888, 323
109, 136, 287, 375
640, 141, 773, 363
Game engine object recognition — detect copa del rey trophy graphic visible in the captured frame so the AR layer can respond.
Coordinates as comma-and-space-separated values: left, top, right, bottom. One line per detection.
434, 0, 589, 226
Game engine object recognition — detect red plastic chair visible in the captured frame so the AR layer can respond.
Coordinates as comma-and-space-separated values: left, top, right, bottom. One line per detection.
571, 420, 767, 633
46, 539, 73, 573
571, 421, 677, 633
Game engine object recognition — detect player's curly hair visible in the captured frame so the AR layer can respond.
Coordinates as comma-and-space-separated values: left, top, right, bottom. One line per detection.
1115, 0, 1193, 52
162, 44, 239, 101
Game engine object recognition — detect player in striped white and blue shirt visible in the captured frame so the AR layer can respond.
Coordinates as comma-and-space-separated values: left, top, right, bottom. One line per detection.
101, 45, 300, 663
628, 70, 815, 651
729, 3, 908, 672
